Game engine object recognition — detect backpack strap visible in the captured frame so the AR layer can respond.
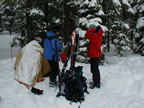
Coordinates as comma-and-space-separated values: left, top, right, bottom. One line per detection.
46, 36, 58, 40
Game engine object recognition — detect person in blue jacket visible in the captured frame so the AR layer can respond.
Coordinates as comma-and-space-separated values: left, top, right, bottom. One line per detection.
44, 30, 62, 86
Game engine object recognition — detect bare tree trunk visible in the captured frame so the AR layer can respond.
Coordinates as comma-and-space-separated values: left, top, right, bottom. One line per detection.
26, 0, 34, 43
63, 0, 72, 44
102, 0, 110, 52
107, 16, 110, 52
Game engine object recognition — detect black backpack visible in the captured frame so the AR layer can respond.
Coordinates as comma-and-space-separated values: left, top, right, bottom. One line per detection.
57, 33, 88, 102
63, 66, 88, 102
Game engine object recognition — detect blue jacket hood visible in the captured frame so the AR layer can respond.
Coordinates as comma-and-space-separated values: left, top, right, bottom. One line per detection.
46, 31, 56, 37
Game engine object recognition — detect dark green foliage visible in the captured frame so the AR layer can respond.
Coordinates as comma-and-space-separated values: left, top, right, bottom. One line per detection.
131, 0, 144, 56
1, 0, 80, 47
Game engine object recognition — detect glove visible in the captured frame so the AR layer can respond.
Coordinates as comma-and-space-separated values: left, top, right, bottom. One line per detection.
95, 26, 101, 33
31, 87, 43, 95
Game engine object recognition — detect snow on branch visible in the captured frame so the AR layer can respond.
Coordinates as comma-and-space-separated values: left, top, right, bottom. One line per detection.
136, 17, 144, 29
30, 8, 44, 16
112, 0, 121, 7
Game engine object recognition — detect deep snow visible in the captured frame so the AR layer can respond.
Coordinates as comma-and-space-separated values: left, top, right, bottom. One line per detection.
0, 33, 144, 108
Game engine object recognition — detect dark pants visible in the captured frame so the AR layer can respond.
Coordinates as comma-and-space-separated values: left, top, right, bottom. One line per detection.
48, 60, 59, 82
90, 58, 100, 84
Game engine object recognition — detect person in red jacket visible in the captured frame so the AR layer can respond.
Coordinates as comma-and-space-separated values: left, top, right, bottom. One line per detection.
85, 24, 104, 89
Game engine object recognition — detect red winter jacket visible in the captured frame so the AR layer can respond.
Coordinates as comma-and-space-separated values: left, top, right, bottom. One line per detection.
85, 28, 104, 58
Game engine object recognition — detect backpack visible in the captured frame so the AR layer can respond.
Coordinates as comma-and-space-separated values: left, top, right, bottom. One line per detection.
63, 66, 88, 102
57, 33, 88, 102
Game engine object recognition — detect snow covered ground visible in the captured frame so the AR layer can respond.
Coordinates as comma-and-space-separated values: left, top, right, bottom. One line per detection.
0, 33, 144, 108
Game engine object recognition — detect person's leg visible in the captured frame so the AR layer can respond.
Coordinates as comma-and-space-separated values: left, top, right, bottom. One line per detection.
49, 60, 59, 83
48, 60, 55, 82
90, 58, 101, 88
93, 58, 100, 84
52, 61, 59, 82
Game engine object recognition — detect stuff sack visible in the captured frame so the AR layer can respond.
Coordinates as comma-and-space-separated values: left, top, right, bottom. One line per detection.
64, 66, 87, 102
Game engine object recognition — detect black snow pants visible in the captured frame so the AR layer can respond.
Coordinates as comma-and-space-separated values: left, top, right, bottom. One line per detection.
48, 60, 59, 82
90, 58, 101, 84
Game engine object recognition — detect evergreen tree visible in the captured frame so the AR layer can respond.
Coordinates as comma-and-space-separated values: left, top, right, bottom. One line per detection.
0, 0, 3, 32
1, 0, 16, 34
0, 12, 2, 32
131, 0, 144, 56
11, 0, 42, 47
76, 0, 134, 62
2, 0, 78, 47
102, 0, 133, 56
114, 33, 131, 56
2, 0, 65, 47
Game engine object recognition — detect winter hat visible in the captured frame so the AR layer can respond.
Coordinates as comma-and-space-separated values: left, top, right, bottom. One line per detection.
88, 24, 96, 30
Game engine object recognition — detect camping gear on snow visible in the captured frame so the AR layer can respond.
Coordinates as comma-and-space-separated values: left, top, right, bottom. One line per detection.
14, 40, 51, 89
64, 66, 88, 102
57, 32, 88, 102
57, 42, 72, 95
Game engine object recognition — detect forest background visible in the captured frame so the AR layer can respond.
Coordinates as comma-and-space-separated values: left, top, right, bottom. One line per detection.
0, 0, 144, 63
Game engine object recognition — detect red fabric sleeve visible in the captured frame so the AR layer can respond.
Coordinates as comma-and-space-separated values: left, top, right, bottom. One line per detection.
85, 28, 96, 40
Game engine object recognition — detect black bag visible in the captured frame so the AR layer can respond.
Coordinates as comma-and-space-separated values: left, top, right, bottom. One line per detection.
57, 33, 88, 102
64, 66, 88, 102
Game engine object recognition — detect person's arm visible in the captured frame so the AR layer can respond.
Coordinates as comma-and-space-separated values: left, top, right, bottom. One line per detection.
85, 28, 97, 40
85, 28, 103, 50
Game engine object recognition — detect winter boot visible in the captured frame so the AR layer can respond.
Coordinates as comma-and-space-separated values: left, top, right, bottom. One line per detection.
89, 82, 101, 89
49, 81, 58, 88
31, 87, 43, 95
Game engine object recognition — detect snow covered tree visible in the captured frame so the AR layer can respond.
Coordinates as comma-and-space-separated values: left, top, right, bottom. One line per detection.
2, 0, 79, 47
0, 12, 2, 32
0, 0, 5, 32
76, 0, 134, 62
0, 0, 3, 32
131, 0, 144, 56
10, 0, 42, 47
102, 0, 134, 56
1, 0, 16, 34
114, 33, 131, 56
2, 0, 65, 47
